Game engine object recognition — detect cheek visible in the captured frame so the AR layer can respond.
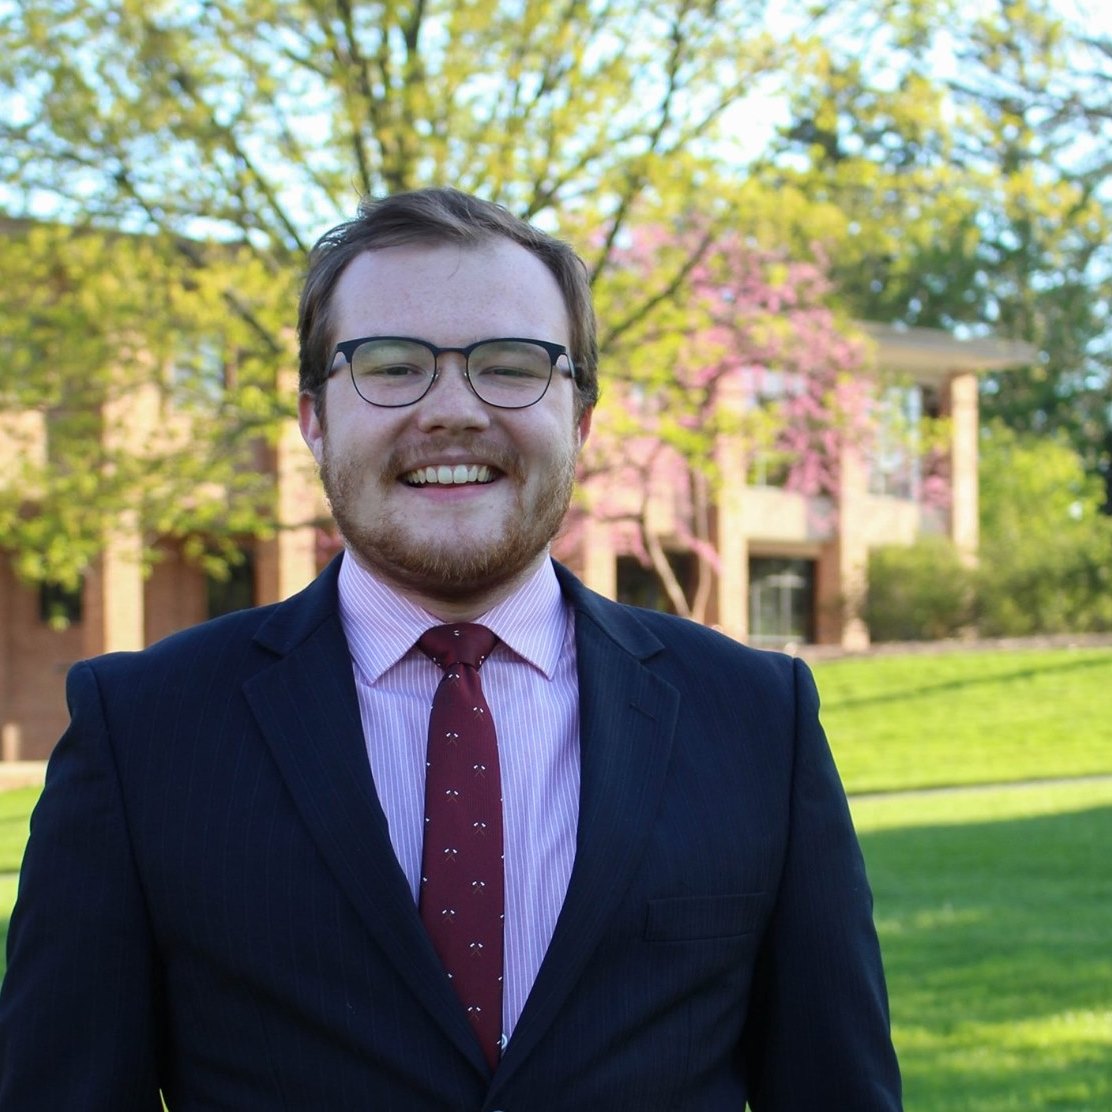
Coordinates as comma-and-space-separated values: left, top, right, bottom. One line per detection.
324, 410, 393, 465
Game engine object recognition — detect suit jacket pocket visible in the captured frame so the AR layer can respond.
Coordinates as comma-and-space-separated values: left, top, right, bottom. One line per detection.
644, 892, 767, 942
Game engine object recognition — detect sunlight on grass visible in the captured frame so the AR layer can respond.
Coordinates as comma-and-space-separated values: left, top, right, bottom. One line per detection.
814, 647, 1112, 792
851, 777, 1112, 830
0, 786, 38, 872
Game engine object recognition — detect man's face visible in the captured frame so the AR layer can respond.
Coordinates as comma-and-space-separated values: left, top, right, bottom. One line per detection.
299, 238, 592, 613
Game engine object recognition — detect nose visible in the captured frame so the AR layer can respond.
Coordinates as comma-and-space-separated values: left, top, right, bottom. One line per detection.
414, 353, 491, 432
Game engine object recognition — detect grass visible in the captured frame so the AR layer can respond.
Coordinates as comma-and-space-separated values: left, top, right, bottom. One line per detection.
0, 787, 38, 873
812, 646, 1112, 793
2, 647, 1110, 1109
0, 786, 38, 975
853, 780, 1112, 1111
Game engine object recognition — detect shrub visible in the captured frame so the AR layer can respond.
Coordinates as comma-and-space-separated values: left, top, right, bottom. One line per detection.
976, 426, 1112, 636
864, 536, 974, 641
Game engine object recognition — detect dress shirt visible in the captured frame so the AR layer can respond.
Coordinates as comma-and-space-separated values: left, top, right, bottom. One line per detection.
336, 552, 581, 1043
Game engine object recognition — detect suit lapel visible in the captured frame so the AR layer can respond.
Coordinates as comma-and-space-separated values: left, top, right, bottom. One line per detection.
241, 563, 487, 1073
499, 570, 680, 1075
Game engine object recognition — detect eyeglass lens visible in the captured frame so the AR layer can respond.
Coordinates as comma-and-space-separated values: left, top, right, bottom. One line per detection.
349, 338, 556, 408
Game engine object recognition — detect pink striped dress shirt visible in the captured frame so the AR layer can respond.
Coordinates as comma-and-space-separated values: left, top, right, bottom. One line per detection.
336, 552, 581, 1044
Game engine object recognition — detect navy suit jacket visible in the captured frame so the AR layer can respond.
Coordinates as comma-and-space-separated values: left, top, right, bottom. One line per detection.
0, 558, 901, 1110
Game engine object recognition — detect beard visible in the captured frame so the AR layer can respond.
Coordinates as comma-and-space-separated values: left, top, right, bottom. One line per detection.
319, 434, 578, 603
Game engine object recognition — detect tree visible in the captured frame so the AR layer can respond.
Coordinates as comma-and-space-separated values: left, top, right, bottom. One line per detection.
755, 0, 1112, 498
975, 422, 1112, 634
569, 224, 872, 622
0, 219, 289, 589
0, 0, 832, 587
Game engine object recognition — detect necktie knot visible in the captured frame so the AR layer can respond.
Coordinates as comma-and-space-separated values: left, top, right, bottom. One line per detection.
419, 623, 498, 671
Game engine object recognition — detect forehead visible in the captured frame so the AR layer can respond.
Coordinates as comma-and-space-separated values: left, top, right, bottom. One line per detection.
330, 238, 569, 345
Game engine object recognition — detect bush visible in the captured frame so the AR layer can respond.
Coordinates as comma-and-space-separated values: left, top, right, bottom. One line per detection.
973, 530, 1112, 636
976, 426, 1112, 636
864, 536, 974, 642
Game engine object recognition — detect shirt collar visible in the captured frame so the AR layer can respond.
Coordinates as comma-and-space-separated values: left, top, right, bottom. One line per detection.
337, 551, 569, 684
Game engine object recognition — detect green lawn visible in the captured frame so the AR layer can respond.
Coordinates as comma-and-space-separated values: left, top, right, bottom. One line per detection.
0, 787, 38, 873
853, 780, 1112, 1112
0, 786, 38, 976
813, 646, 1112, 793
2, 647, 1110, 1109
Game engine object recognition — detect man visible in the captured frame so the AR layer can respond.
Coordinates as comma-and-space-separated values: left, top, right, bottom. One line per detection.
0, 188, 901, 1109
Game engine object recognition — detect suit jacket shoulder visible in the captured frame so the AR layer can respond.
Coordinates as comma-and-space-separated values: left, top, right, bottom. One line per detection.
84, 556, 344, 692
553, 560, 800, 701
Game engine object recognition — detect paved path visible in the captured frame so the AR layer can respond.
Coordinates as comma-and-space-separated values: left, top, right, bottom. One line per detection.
4, 759, 1110, 799
849, 772, 1112, 802
0, 762, 46, 792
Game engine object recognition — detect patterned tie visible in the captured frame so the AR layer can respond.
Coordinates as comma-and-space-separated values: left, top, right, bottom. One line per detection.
418, 623, 504, 1071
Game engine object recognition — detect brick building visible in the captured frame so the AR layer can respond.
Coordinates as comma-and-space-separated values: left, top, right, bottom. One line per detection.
1, 325, 1028, 759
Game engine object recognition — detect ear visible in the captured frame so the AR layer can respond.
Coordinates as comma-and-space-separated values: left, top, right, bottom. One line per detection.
576, 406, 593, 451
298, 392, 325, 466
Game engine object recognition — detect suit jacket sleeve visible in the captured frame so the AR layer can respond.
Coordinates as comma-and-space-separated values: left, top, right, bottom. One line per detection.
742, 657, 901, 1109
0, 661, 163, 1111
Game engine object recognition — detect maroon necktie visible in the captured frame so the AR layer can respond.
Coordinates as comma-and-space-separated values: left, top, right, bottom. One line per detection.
418, 623, 504, 1071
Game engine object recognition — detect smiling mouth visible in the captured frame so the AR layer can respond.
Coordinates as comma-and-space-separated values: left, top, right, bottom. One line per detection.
403, 464, 496, 487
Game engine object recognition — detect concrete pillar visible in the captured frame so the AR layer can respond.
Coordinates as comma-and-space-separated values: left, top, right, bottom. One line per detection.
2, 722, 21, 762
948, 371, 980, 564
0, 557, 12, 758
82, 509, 145, 656
835, 445, 871, 650
80, 371, 160, 656
578, 514, 618, 600
714, 424, 749, 643
256, 370, 322, 604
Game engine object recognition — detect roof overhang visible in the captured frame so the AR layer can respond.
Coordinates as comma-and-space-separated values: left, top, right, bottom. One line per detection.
859, 322, 1037, 385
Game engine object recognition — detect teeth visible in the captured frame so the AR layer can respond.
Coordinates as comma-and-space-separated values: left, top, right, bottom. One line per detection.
406, 464, 494, 486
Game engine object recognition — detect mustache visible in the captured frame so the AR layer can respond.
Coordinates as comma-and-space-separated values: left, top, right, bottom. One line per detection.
385, 437, 523, 481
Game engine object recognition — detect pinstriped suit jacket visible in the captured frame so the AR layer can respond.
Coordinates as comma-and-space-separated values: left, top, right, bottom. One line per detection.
0, 558, 901, 1110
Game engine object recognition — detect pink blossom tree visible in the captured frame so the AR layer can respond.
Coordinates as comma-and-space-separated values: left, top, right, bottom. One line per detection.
562, 224, 875, 622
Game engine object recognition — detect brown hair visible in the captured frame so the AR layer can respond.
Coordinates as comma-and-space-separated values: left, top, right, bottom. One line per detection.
297, 187, 599, 416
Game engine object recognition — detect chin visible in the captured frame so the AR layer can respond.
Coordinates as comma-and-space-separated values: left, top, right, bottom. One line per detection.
321, 449, 576, 602
343, 522, 549, 601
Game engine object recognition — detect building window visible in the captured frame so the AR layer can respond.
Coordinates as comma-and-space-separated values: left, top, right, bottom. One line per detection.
206, 552, 255, 618
170, 339, 232, 404
746, 452, 791, 488
868, 383, 922, 499
40, 581, 83, 628
616, 551, 696, 614
748, 557, 815, 647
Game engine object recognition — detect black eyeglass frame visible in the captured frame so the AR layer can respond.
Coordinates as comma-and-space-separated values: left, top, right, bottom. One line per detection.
328, 335, 577, 410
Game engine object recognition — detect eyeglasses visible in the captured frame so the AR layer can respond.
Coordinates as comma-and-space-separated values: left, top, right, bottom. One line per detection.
329, 335, 577, 409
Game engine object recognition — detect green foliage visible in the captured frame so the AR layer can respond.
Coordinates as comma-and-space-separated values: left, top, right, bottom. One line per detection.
975, 424, 1112, 635
5, 0, 1112, 596
0, 0, 791, 260
863, 536, 973, 642
757, 0, 1112, 488
0, 222, 289, 587
0, 0, 829, 587
863, 426, 1112, 644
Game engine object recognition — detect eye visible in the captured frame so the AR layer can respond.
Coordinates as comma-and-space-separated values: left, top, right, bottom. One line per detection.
470, 342, 551, 382
350, 340, 433, 384
478, 363, 544, 380
363, 361, 426, 379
